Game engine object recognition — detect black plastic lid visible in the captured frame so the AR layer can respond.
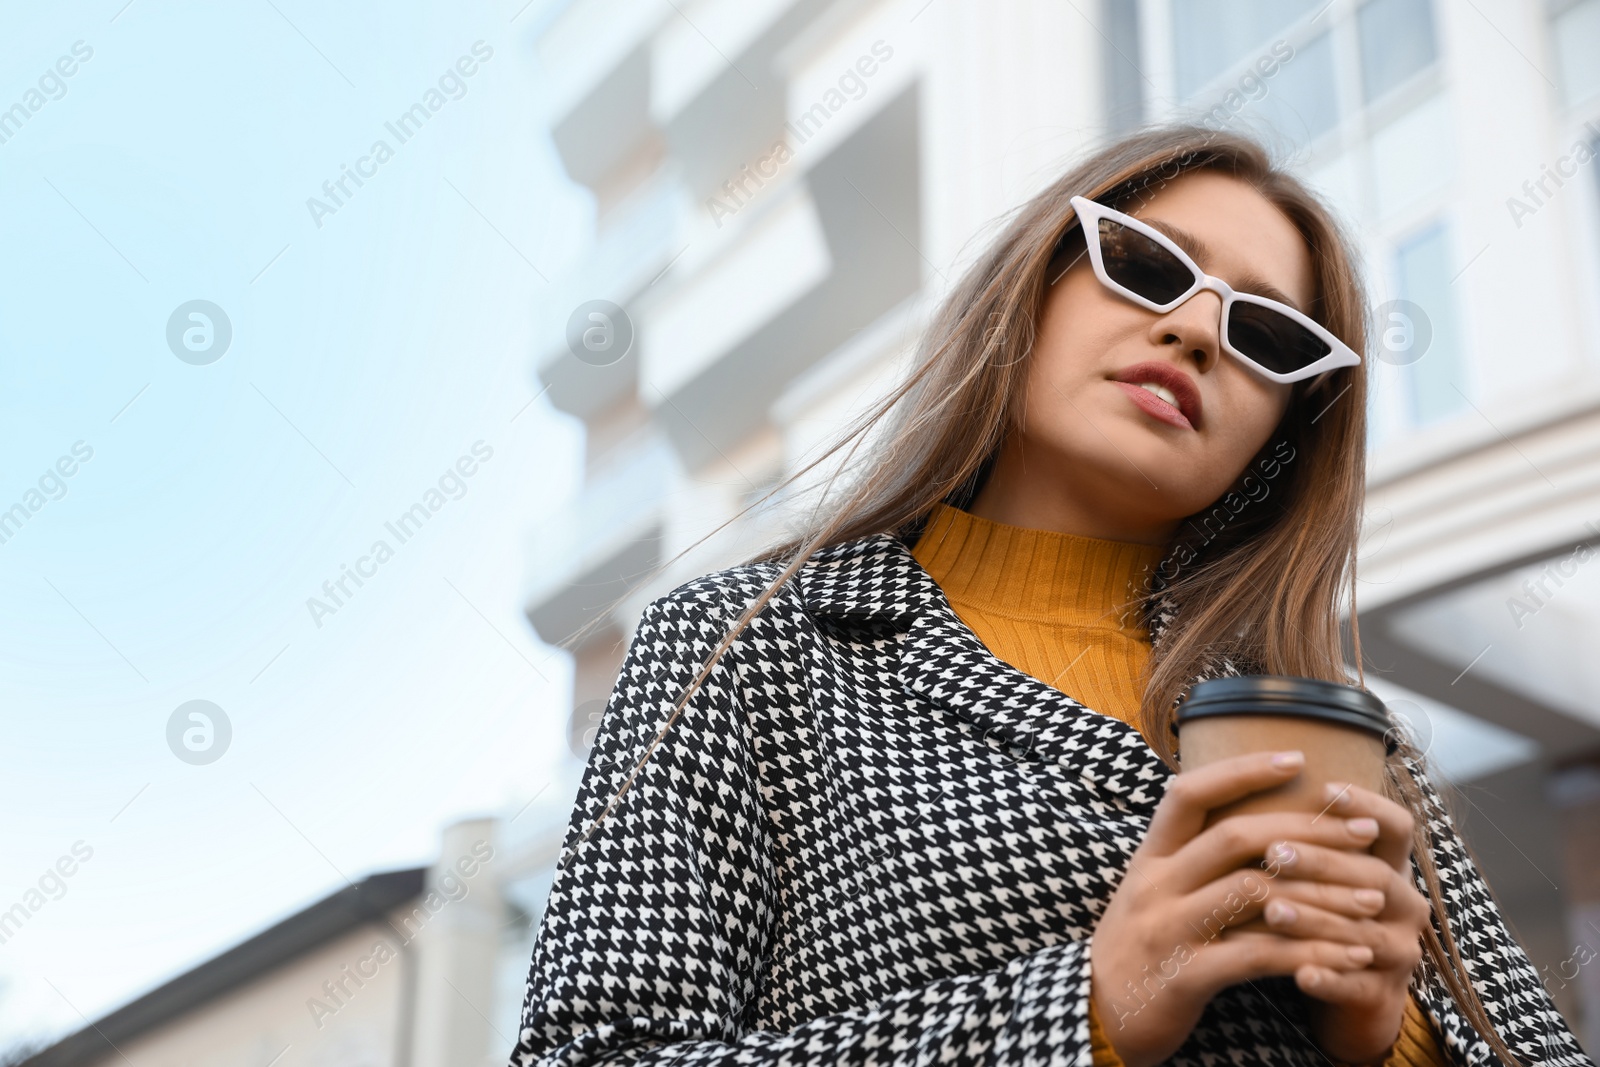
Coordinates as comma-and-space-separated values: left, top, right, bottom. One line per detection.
1177, 674, 1394, 746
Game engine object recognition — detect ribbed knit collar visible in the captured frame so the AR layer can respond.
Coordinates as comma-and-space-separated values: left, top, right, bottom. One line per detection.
910, 502, 1167, 627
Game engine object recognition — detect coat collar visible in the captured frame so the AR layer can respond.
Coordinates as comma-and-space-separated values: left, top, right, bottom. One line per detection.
793, 533, 947, 621
797, 532, 1188, 647
796, 533, 1201, 810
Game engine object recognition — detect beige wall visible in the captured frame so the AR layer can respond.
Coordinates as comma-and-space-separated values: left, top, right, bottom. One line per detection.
79, 822, 502, 1067
92, 916, 411, 1067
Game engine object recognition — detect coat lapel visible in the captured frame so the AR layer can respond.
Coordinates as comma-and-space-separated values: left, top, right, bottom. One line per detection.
798, 533, 1173, 811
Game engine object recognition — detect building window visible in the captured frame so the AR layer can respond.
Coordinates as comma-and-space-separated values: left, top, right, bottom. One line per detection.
1552, 0, 1600, 108
1102, 0, 1146, 133
1170, 0, 1320, 100
1357, 0, 1439, 103
1395, 222, 1468, 424
1250, 30, 1339, 146
1163, 0, 1444, 154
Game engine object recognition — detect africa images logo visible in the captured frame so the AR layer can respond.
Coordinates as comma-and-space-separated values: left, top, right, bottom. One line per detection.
166, 300, 232, 365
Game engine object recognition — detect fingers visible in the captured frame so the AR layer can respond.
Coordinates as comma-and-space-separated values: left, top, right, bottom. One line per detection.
1175, 860, 1404, 953
1258, 845, 1431, 974
1316, 782, 1417, 872
1267, 878, 1388, 921
1171, 870, 1382, 940
1167, 811, 1382, 890
1262, 840, 1398, 896
1175, 867, 1385, 943
1191, 931, 1375, 990
1259, 897, 1382, 957
1262, 895, 1427, 974
1178, 868, 1278, 936
1143, 750, 1307, 856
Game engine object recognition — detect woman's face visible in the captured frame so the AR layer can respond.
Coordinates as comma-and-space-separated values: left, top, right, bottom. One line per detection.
974, 170, 1310, 544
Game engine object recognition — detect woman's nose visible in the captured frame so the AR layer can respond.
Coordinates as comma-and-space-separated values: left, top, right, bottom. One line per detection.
1150, 290, 1224, 373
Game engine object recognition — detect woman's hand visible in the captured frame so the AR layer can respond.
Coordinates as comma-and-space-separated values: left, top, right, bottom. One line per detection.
1090, 751, 1397, 1067
1254, 781, 1431, 1064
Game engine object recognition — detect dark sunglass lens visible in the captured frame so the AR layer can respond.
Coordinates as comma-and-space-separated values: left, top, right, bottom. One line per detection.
1097, 219, 1194, 305
1226, 302, 1332, 374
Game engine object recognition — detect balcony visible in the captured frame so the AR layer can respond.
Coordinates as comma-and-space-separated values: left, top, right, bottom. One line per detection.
523, 431, 680, 645
535, 174, 688, 422
643, 82, 923, 469
538, 1, 663, 170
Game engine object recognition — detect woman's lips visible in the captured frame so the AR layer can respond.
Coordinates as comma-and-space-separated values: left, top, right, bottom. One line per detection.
1112, 380, 1195, 430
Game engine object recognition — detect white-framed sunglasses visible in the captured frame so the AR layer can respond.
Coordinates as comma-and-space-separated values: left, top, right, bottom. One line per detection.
1062, 195, 1362, 386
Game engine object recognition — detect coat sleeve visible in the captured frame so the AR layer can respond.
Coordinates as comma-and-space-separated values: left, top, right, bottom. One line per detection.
508, 584, 1099, 1067
1402, 761, 1590, 1067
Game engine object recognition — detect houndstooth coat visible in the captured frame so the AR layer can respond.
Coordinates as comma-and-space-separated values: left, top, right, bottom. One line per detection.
510, 533, 1590, 1067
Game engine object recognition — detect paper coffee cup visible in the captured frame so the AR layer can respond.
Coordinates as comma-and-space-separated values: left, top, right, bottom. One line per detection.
1177, 675, 1394, 933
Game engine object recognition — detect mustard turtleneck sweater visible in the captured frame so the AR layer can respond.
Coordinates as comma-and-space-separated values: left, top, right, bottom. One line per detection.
910, 503, 1446, 1067
911, 500, 1163, 732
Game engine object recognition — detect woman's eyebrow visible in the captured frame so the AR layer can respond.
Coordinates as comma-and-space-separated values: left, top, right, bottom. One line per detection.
1142, 217, 1305, 313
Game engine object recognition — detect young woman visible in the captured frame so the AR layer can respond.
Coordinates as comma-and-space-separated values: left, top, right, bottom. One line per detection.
508, 127, 1587, 1067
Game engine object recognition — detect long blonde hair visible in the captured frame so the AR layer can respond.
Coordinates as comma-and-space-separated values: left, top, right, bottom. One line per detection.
589, 123, 1520, 1063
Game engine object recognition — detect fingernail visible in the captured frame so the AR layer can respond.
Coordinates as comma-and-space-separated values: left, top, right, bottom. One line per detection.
1301, 967, 1322, 989
1266, 900, 1297, 926
1272, 750, 1305, 769
1347, 945, 1374, 964
1354, 888, 1385, 911
1267, 841, 1297, 866
1323, 782, 1352, 806
1347, 817, 1379, 838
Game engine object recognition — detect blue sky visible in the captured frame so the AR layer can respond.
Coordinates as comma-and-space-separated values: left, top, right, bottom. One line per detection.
0, 0, 589, 1045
